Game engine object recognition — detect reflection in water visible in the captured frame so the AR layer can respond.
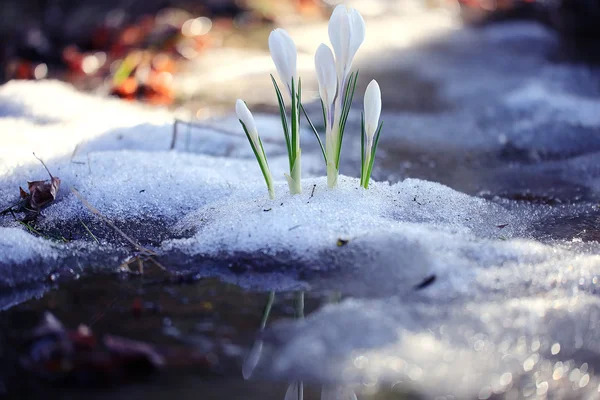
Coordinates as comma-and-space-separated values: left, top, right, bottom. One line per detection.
0, 274, 402, 399
243, 291, 357, 400
286, 293, 305, 400
284, 381, 304, 400
242, 291, 274, 379
321, 386, 358, 400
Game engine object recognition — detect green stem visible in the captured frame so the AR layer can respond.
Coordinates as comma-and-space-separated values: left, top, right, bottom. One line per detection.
288, 79, 302, 195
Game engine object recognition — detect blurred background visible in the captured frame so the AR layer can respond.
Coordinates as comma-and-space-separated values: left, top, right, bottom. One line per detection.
1, 0, 599, 117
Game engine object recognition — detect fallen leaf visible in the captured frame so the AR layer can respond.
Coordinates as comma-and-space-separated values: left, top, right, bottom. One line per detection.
27, 177, 61, 210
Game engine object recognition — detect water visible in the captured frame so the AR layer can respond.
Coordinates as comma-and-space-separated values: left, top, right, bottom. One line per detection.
0, 274, 418, 399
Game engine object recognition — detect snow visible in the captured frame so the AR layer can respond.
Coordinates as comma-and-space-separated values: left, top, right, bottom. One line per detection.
1, 18, 600, 398
0, 227, 59, 268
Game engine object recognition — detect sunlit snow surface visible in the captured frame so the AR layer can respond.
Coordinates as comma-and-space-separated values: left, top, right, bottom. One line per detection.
2, 19, 600, 398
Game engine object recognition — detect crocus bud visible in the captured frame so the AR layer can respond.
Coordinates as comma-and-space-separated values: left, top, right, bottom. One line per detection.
268, 29, 298, 89
328, 5, 365, 82
364, 79, 381, 146
236, 99, 258, 143
314, 43, 337, 109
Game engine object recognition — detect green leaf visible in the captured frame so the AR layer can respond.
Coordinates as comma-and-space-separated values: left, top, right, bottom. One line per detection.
290, 78, 297, 162
336, 70, 359, 169
239, 120, 274, 197
365, 120, 384, 189
300, 102, 326, 163
271, 74, 291, 169
360, 112, 365, 187
320, 99, 327, 128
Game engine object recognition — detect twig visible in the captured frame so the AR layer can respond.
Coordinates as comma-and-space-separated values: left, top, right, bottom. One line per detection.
33, 152, 54, 179
170, 119, 280, 150
71, 188, 155, 256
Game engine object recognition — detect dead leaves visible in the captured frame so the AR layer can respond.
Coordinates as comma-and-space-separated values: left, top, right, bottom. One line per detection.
22, 176, 61, 211
1, 153, 60, 221
20, 312, 165, 384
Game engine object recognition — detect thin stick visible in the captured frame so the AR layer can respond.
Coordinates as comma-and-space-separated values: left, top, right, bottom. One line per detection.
32, 152, 54, 179
146, 256, 167, 271
171, 119, 281, 150
71, 188, 155, 256
170, 119, 179, 150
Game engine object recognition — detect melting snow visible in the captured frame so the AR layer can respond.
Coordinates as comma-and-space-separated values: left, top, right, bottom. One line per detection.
1, 19, 600, 397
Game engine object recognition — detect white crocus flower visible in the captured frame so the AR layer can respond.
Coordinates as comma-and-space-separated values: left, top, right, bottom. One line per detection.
315, 43, 337, 116
236, 99, 259, 144
236, 99, 275, 198
321, 385, 358, 400
360, 79, 383, 189
269, 28, 298, 91
364, 79, 381, 151
268, 28, 302, 195
315, 4, 364, 188
328, 4, 365, 83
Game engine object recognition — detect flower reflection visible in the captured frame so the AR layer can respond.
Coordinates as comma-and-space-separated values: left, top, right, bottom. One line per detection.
284, 381, 304, 400
242, 291, 274, 379
321, 385, 358, 400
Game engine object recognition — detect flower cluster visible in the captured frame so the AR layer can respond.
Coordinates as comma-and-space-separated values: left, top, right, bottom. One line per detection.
236, 4, 383, 198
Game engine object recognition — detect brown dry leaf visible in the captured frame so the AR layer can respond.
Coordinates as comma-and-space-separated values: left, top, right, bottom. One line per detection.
26, 177, 61, 210
16, 154, 61, 214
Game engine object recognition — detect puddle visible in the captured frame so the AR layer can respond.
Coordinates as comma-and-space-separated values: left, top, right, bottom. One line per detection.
0, 273, 421, 399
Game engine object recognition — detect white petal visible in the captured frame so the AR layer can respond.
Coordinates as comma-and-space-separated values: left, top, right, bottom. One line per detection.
364, 79, 381, 141
328, 5, 365, 81
314, 44, 337, 108
235, 99, 258, 142
284, 382, 304, 400
269, 29, 297, 88
346, 9, 366, 69
328, 5, 351, 79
